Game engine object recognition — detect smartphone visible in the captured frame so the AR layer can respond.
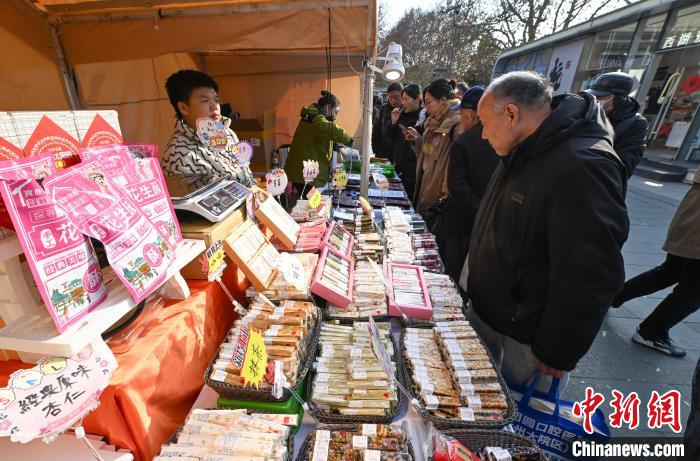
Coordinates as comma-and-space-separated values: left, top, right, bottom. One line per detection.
398, 124, 408, 131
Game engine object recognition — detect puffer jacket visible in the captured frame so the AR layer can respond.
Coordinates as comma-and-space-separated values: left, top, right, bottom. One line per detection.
286, 104, 353, 187
467, 92, 629, 371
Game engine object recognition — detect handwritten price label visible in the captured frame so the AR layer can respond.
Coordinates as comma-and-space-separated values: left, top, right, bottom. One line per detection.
303, 160, 320, 183
266, 168, 288, 196
199, 240, 226, 281
308, 188, 322, 210
240, 329, 268, 388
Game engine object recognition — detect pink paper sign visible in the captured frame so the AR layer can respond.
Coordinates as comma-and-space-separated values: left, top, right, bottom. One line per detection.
44, 160, 175, 303
0, 340, 117, 443
0, 154, 108, 333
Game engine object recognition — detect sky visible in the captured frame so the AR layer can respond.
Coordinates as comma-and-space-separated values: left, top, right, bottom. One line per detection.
383, 0, 440, 29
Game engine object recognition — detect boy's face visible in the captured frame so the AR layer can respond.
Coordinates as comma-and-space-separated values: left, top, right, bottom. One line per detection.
178, 87, 221, 128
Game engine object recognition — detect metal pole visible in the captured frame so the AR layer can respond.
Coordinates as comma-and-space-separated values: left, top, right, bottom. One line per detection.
360, 67, 374, 198
49, 23, 81, 109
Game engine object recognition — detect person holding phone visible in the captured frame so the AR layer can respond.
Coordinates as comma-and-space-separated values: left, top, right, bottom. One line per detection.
403, 79, 462, 219
389, 83, 422, 201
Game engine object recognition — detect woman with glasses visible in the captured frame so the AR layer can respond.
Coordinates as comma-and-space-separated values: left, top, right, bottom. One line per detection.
402, 79, 462, 219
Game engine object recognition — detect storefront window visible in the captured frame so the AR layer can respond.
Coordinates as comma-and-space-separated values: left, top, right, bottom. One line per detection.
626, 13, 666, 82
570, 22, 636, 92
503, 53, 535, 72
533, 48, 553, 75
659, 4, 700, 51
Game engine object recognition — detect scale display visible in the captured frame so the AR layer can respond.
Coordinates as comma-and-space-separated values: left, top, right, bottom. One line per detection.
166, 175, 251, 222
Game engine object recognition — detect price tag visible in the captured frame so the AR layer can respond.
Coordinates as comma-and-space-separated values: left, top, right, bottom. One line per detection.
315, 383, 329, 395
239, 329, 268, 388
332, 166, 347, 189
199, 240, 226, 282
460, 383, 476, 396
425, 394, 439, 410
196, 117, 228, 151
303, 159, 320, 183
467, 394, 483, 409
361, 424, 378, 436
275, 253, 305, 291
459, 407, 476, 421
352, 435, 368, 449
266, 168, 288, 196
368, 317, 395, 380
364, 450, 381, 461
308, 187, 322, 209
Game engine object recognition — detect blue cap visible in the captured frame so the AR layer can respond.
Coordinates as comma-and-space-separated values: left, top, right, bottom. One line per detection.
451, 86, 486, 111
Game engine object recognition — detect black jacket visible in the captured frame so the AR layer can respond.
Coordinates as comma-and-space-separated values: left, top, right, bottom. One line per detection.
444, 123, 500, 238
608, 97, 648, 178
467, 92, 629, 371
372, 103, 399, 160
390, 109, 421, 195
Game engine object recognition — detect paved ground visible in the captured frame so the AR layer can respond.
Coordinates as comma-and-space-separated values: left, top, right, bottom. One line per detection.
561, 176, 697, 438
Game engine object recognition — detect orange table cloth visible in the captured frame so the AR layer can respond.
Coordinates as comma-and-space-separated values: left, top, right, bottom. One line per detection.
0, 269, 243, 461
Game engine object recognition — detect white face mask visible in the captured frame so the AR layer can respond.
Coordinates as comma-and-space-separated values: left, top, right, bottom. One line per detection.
599, 96, 615, 113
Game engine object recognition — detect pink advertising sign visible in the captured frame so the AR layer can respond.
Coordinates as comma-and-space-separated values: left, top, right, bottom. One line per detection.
0, 154, 108, 333
80, 145, 182, 248
0, 340, 118, 443
44, 160, 175, 303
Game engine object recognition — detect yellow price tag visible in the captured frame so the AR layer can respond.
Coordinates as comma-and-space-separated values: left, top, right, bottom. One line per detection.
308, 188, 322, 209
332, 167, 348, 189
240, 329, 269, 388
200, 240, 226, 281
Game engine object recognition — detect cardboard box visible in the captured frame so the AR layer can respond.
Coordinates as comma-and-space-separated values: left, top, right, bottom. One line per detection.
230, 118, 267, 173
178, 208, 246, 279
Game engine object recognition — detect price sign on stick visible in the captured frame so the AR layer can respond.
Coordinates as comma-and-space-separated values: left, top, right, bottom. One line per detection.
266, 168, 288, 196
196, 117, 228, 151
303, 160, 320, 183
332, 166, 348, 190
367, 317, 415, 404
200, 241, 247, 315
275, 253, 305, 291
308, 187, 322, 210
0, 340, 117, 444
232, 325, 269, 388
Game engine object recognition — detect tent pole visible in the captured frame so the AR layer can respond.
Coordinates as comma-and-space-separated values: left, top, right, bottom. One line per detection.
49, 23, 81, 109
360, 66, 374, 198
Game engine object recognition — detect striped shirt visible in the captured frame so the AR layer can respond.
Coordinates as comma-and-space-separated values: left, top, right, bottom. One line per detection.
161, 117, 256, 187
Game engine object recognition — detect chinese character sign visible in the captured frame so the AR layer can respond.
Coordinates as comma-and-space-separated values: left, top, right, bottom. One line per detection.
44, 160, 174, 303
0, 154, 107, 333
307, 188, 322, 210
196, 118, 228, 151
240, 329, 268, 388
266, 168, 288, 196
0, 340, 117, 443
302, 160, 320, 183
199, 240, 226, 282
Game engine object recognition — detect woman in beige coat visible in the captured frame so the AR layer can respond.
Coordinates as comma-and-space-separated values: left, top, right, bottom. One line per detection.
403, 79, 463, 215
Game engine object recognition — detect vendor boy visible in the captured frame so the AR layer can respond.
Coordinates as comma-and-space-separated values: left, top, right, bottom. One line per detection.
161, 70, 256, 187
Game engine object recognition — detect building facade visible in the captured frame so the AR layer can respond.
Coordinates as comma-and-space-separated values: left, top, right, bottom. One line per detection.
493, 0, 700, 163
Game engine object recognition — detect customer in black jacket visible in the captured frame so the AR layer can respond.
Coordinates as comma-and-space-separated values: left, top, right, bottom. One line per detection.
464, 71, 629, 390
442, 86, 499, 281
588, 72, 648, 177
372, 82, 403, 160
389, 84, 422, 201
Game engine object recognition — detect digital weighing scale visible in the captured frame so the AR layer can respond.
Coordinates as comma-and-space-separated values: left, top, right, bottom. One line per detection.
166, 175, 251, 222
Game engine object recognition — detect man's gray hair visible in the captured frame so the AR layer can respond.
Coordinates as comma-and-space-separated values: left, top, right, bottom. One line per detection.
487, 71, 553, 109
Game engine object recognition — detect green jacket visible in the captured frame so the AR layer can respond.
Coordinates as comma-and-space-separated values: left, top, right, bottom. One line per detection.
286, 104, 353, 187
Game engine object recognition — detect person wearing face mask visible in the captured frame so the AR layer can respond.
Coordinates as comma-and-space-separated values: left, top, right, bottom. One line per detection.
441, 86, 500, 281
372, 82, 404, 161
389, 83, 422, 201
286, 91, 353, 191
403, 79, 463, 218
161, 70, 256, 186
588, 72, 648, 178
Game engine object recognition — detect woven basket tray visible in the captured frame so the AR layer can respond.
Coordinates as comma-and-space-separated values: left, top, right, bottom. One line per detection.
295, 424, 415, 461
307, 328, 406, 424
441, 428, 546, 461
205, 305, 323, 402
399, 324, 517, 430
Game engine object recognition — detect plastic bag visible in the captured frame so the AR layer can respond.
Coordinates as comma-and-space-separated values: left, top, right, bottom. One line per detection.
432, 429, 481, 461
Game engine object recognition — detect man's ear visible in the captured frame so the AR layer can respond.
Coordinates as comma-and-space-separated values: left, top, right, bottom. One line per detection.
177, 101, 189, 118
505, 103, 520, 128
